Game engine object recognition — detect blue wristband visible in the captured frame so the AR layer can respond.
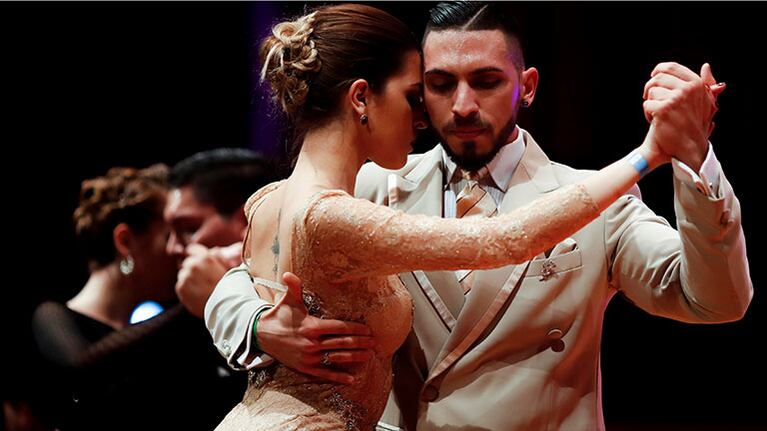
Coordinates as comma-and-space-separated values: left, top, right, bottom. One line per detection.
626, 152, 651, 178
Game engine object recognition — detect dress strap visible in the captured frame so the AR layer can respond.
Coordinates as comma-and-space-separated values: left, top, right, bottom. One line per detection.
252, 277, 287, 292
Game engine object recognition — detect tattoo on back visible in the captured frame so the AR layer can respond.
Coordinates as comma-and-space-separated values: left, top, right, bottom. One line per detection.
272, 209, 281, 276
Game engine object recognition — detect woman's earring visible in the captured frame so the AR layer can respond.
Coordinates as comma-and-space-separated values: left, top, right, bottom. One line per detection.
521, 100, 530, 108
120, 256, 135, 275
360, 114, 368, 125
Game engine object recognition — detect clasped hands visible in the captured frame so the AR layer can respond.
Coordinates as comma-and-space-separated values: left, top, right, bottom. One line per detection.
641, 62, 725, 172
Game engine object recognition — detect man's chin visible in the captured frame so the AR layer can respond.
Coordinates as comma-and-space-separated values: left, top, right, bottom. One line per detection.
450, 156, 491, 172
443, 144, 497, 172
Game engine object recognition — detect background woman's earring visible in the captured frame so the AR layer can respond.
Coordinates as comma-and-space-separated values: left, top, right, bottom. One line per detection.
360, 114, 368, 125
521, 100, 530, 108
120, 256, 135, 275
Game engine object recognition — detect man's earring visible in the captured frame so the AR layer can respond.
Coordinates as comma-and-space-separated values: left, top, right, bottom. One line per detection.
360, 114, 368, 125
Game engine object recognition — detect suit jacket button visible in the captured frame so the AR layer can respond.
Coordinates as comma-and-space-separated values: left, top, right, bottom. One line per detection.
422, 385, 439, 402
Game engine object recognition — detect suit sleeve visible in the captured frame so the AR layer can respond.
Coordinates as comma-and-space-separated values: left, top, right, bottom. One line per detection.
204, 264, 274, 370
605, 154, 752, 323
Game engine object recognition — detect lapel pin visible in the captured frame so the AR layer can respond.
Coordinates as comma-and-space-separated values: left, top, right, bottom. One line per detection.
539, 260, 557, 281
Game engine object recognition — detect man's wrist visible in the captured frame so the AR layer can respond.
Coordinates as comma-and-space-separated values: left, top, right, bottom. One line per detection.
252, 306, 273, 352
676, 155, 704, 174
674, 139, 708, 173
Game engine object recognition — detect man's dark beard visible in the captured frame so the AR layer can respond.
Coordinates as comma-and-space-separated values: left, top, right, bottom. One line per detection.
439, 115, 517, 173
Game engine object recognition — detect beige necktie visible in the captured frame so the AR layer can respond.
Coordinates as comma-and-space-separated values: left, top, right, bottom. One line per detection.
455, 168, 497, 294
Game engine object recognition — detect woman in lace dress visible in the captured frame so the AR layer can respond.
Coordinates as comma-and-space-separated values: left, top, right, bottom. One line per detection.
211, 4, 673, 430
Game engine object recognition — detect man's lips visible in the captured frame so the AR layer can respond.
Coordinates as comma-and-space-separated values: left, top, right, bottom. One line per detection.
451, 128, 485, 139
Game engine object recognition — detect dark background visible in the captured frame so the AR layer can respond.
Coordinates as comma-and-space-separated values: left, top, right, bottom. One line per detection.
3, 2, 765, 429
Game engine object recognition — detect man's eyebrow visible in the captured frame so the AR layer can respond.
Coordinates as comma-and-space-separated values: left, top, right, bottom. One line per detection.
424, 69, 454, 78
425, 67, 505, 77
470, 67, 504, 75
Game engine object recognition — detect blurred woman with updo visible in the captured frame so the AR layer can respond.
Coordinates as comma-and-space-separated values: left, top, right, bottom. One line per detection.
64, 165, 176, 327
32, 165, 179, 430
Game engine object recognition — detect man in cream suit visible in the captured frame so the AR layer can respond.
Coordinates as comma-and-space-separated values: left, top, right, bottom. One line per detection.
205, 2, 752, 430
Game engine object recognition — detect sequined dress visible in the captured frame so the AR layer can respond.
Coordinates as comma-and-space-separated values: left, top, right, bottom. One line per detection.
214, 181, 599, 431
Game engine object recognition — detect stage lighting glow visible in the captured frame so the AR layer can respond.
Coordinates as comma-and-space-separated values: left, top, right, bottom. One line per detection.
129, 301, 164, 324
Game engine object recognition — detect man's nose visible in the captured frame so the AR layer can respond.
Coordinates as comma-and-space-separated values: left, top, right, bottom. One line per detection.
451, 82, 479, 119
166, 233, 185, 257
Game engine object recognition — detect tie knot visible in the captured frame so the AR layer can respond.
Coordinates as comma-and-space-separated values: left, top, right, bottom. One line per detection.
460, 166, 489, 182
456, 169, 497, 219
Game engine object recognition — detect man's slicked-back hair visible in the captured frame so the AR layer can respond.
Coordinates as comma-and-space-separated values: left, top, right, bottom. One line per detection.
169, 148, 277, 218
425, 1, 525, 70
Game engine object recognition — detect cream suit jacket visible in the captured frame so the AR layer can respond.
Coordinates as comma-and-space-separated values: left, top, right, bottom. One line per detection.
358, 131, 751, 431
205, 130, 752, 431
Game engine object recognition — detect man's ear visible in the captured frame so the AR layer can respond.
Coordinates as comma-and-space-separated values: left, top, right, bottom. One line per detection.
520, 67, 539, 107
347, 79, 370, 116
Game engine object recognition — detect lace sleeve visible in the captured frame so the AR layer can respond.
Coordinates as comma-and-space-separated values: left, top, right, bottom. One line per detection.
297, 183, 600, 282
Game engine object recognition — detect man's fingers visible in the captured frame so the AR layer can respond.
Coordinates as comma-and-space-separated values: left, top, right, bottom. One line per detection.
299, 350, 375, 384
317, 335, 376, 351
215, 242, 243, 267
643, 99, 667, 119
651, 62, 698, 82
299, 366, 355, 385
643, 73, 687, 99
295, 317, 373, 339
185, 243, 208, 257
313, 319, 372, 336
325, 349, 374, 364
304, 349, 373, 365
647, 86, 675, 101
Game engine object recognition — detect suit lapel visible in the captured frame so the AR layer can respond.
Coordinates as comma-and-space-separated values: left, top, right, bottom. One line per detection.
388, 147, 466, 363
426, 131, 562, 383
463, 132, 560, 298
387, 146, 444, 217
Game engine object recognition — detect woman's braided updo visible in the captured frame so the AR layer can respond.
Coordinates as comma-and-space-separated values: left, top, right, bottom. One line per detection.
260, 11, 321, 117
258, 4, 419, 143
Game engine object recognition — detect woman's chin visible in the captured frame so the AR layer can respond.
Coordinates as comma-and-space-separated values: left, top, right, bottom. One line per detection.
384, 155, 408, 170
